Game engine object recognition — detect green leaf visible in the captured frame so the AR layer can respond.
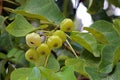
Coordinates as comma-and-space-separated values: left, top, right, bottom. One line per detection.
70, 31, 100, 57
113, 19, 120, 36
65, 58, 88, 77
11, 67, 41, 80
109, 62, 120, 80
0, 32, 14, 51
27, 67, 41, 80
84, 27, 109, 44
80, 50, 101, 67
46, 54, 60, 72
39, 67, 61, 80
84, 20, 119, 43
56, 66, 77, 80
108, 0, 120, 7
6, 15, 35, 37
113, 47, 120, 65
87, 0, 104, 14
0, 52, 7, 59
0, 60, 7, 80
7, 48, 26, 65
86, 62, 120, 80
99, 45, 120, 74
85, 66, 106, 80
15, 0, 65, 25
11, 68, 32, 80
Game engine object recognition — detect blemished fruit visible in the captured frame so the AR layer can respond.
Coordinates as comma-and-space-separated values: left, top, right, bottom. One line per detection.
37, 43, 51, 56
47, 35, 62, 49
25, 48, 39, 63
53, 30, 66, 42
26, 32, 41, 47
60, 18, 74, 32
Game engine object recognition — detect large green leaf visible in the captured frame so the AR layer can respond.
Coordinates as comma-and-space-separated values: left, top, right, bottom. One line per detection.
99, 45, 120, 74
84, 20, 119, 43
80, 49, 101, 67
39, 67, 61, 80
65, 58, 88, 77
108, 0, 120, 7
87, 0, 104, 14
56, 66, 77, 80
85, 67, 106, 80
113, 19, 120, 36
86, 62, 120, 80
70, 31, 100, 57
15, 0, 65, 25
6, 15, 35, 37
27, 67, 41, 80
46, 54, 60, 72
11, 67, 32, 80
109, 62, 120, 80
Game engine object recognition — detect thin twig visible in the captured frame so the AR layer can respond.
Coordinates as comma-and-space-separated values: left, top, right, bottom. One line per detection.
66, 39, 78, 58
44, 54, 50, 67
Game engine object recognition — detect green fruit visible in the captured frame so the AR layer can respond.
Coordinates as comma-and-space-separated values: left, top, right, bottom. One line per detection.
26, 32, 41, 47
53, 30, 66, 42
60, 18, 74, 32
37, 43, 51, 56
47, 36, 62, 49
25, 48, 39, 63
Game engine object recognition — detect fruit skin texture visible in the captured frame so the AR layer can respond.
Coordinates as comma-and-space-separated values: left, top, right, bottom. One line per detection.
60, 18, 74, 32
47, 35, 62, 49
26, 32, 41, 47
53, 30, 66, 42
37, 43, 51, 56
25, 48, 39, 63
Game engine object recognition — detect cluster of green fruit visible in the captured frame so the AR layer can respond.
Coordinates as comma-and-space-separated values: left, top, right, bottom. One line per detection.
25, 18, 74, 65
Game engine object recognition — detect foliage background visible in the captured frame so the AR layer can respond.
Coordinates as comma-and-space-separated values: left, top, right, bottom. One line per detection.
0, 0, 120, 80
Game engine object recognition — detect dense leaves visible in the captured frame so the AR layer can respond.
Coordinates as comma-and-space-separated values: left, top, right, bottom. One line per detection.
15, 0, 65, 25
11, 66, 76, 80
1, 0, 120, 80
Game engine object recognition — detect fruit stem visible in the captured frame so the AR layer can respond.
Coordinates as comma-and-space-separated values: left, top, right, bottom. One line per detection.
66, 39, 78, 58
44, 54, 50, 67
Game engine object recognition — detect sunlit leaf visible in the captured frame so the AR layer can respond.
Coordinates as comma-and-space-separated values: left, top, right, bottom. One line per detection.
6, 15, 35, 37
56, 66, 77, 80
39, 67, 61, 80
11, 68, 32, 80
84, 27, 109, 44
113, 19, 120, 36
27, 67, 41, 80
15, 0, 65, 25
70, 31, 100, 57
65, 58, 88, 77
